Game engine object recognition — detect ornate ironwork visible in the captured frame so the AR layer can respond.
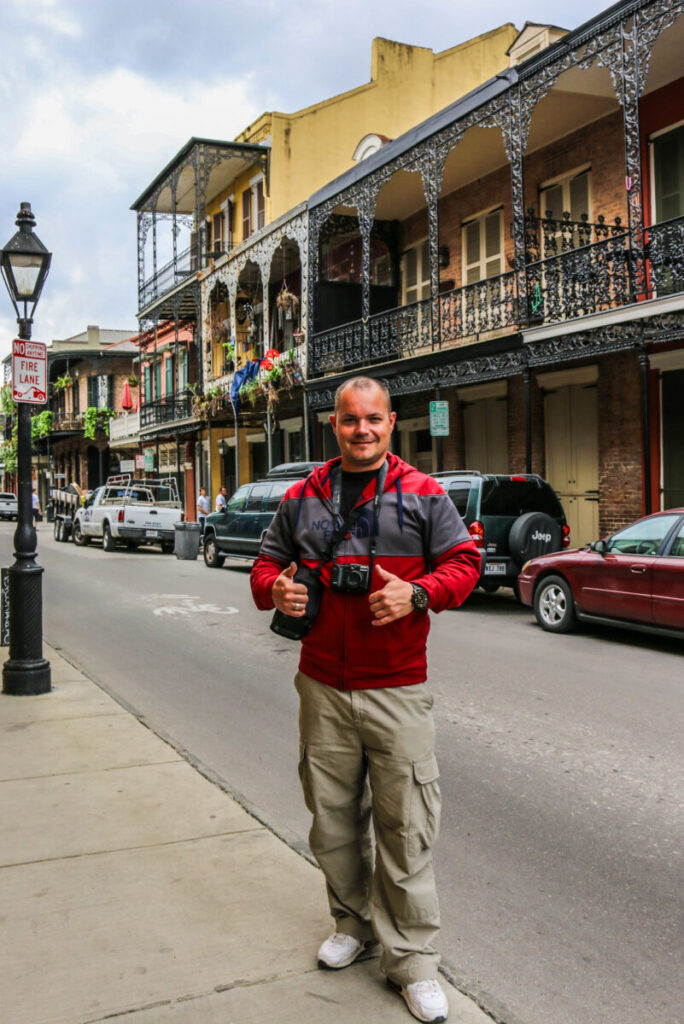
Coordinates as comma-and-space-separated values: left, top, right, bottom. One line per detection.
645, 215, 684, 295
140, 390, 194, 430
440, 272, 517, 343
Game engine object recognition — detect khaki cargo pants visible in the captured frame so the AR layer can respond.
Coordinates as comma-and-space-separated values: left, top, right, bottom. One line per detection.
295, 671, 441, 986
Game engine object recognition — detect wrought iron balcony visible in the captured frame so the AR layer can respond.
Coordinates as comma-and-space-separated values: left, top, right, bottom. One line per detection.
139, 390, 194, 430
308, 213, 684, 379
139, 242, 199, 310
49, 412, 83, 432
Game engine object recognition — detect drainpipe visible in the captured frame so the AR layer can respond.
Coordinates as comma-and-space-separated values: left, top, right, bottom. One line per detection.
638, 344, 652, 515
524, 364, 532, 475
231, 400, 239, 487
302, 389, 310, 462
266, 407, 273, 471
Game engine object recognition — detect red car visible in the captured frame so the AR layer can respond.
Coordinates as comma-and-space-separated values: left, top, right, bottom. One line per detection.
518, 509, 684, 638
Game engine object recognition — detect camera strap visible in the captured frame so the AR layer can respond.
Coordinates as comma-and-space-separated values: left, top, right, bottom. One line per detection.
330, 460, 387, 575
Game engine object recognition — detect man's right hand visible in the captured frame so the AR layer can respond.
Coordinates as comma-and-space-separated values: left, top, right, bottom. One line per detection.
272, 561, 309, 617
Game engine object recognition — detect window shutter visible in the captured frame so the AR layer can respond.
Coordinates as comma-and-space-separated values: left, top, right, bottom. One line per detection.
242, 190, 251, 240
107, 374, 114, 410
256, 181, 265, 230
87, 376, 96, 407
165, 357, 174, 396
144, 365, 152, 403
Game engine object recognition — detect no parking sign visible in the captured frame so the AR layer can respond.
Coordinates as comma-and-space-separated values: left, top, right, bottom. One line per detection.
12, 339, 47, 404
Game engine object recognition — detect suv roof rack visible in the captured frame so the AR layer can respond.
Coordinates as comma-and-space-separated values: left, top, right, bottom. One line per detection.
265, 461, 324, 480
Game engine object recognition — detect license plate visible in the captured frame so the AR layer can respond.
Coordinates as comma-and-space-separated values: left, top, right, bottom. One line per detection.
145, 530, 160, 538
484, 562, 506, 575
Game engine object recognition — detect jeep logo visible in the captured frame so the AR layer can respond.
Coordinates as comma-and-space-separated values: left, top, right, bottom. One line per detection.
532, 529, 552, 543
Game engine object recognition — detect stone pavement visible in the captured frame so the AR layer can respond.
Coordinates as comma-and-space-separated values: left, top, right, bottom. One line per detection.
0, 644, 493, 1024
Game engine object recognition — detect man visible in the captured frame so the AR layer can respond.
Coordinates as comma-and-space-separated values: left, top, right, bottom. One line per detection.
215, 486, 227, 513
31, 489, 41, 528
251, 376, 480, 1023
196, 486, 210, 539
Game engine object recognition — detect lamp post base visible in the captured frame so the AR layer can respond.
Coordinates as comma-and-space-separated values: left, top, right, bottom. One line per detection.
3, 657, 51, 695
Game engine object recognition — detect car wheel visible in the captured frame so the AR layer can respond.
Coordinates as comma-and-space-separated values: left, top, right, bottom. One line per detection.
203, 534, 225, 568
102, 523, 117, 552
481, 583, 500, 594
533, 575, 576, 633
72, 522, 89, 546
161, 541, 174, 554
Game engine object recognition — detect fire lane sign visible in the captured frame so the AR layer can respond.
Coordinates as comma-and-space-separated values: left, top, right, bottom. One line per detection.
12, 339, 47, 404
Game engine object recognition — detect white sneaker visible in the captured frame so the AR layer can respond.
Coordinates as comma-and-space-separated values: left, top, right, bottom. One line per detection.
317, 931, 376, 969
395, 978, 449, 1023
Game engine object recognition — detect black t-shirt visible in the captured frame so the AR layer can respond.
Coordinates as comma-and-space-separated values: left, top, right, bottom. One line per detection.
339, 468, 379, 519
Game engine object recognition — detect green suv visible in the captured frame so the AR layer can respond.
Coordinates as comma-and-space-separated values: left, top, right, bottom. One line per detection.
203, 462, 322, 568
432, 471, 569, 594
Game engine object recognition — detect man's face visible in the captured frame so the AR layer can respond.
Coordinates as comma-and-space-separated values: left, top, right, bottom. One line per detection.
330, 385, 396, 471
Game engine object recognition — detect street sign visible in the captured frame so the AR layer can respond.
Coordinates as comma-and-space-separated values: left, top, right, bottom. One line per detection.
429, 400, 449, 437
12, 339, 47, 404
144, 449, 155, 471
135, 454, 146, 469
119, 459, 135, 473
1, 568, 9, 646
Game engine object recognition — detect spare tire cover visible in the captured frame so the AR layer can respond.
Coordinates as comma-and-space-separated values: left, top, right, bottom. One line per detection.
508, 511, 562, 566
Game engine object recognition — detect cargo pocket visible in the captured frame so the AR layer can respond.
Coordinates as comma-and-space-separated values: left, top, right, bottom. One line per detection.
408, 753, 441, 857
297, 741, 316, 814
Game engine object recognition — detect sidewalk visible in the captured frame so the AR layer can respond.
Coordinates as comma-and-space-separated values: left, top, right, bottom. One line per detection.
1, 645, 493, 1024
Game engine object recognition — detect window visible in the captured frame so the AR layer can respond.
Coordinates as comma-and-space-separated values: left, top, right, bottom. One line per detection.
143, 365, 152, 403
265, 481, 289, 511
480, 479, 564, 518
668, 520, 684, 557
403, 239, 430, 304
447, 482, 472, 517
607, 514, 680, 556
242, 189, 252, 240
72, 379, 80, 415
226, 485, 249, 512
227, 199, 234, 249
652, 123, 684, 223
245, 483, 270, 511
154, 362, 162, 401
539, 168, 591, 250
462, 208, 503, 285
178, 349, 188, 390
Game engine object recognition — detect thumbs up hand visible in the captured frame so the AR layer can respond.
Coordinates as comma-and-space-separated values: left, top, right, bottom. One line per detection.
272, 561, 309, 616
368, 565, 414, 627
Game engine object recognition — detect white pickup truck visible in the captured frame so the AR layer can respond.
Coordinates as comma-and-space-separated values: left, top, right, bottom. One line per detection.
72, 475, 184, 553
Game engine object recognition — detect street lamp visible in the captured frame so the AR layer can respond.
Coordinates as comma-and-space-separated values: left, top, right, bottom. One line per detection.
1, 202, 52, 695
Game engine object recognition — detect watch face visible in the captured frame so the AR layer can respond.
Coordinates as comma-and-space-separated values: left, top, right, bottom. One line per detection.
412, 585, 429, 611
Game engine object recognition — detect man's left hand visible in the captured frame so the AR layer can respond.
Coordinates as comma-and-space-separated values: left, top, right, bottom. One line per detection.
369, 565, 414, 627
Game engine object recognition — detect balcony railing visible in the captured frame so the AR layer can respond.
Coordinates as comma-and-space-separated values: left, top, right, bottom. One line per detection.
140, 390, 193, 430
307, 214, 684, 378
109, 410, 141, 442
139, 242, 199, 309
49, 411, 83, 431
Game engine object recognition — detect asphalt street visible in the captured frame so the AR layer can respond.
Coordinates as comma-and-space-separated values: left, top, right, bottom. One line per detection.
5, 523, 683, 1024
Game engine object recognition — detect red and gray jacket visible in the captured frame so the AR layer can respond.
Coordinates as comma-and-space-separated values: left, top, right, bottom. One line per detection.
250, 453, 480, 691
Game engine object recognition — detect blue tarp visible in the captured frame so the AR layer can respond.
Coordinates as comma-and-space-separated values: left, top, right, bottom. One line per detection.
230, 359, 262, 416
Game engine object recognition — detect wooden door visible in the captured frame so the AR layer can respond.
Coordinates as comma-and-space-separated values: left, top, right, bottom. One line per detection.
463, 398, 508, 473
545, 384, 599, 547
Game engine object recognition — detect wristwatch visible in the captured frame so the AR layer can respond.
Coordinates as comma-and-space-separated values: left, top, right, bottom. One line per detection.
410, 583, 429, 612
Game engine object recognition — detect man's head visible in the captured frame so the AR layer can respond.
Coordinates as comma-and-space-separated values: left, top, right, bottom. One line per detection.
200, 487, 207, 497
330, 377, 396, 472
220, 486, 227, 495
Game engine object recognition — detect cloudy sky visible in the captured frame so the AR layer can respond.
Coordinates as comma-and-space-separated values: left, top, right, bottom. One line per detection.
0, 0, 605, 357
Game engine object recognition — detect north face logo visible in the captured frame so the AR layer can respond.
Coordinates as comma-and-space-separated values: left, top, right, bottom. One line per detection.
532, 529, 552, 543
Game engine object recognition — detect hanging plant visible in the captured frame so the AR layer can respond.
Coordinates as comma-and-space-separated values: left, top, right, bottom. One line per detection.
127, 374, 139, 387
54, 374, 73, 392
31, 410, 53, 440
276, 287, 299, 315
83, 406, 114, 440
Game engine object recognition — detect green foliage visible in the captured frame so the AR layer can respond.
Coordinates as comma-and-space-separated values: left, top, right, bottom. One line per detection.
83, 406, 114, 440
0, 384, 16, 417
31, 410, 53, 440
0, 437, 17, 475
127, 375, 139, 387
53, 374, 73, 392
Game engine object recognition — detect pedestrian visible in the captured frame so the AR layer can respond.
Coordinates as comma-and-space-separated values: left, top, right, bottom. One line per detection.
32, 489, 42, 528
215, 486, 227, 513
250, 376, 480, 1023
196, 486, 210, 540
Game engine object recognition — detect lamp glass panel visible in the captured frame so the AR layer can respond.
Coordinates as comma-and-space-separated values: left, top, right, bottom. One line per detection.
7, 253, 42, 298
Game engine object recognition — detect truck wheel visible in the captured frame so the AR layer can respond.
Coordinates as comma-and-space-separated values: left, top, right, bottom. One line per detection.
102, 523, 117, 552
533, 575, 576, 633
203, 534, 225, 568
72, 522, 89, 546
161, 541, 174, 554
54, 519, 62, 541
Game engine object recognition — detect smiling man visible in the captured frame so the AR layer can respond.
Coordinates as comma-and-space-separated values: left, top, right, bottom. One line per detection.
250, 376, 480, 1023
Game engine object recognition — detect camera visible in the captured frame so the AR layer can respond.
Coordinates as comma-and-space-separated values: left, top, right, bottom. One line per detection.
330, 562, 371, 594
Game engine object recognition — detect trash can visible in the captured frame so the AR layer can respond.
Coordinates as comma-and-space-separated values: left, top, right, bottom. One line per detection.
174, 521, 201, 560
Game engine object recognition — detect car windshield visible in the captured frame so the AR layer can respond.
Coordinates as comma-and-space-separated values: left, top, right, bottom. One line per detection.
0, 493, 16, 500
480, 479, 563, 517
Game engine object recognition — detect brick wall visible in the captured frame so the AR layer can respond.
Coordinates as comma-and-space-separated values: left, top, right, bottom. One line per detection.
598, 351, 643, 534
507, 374, 545, 476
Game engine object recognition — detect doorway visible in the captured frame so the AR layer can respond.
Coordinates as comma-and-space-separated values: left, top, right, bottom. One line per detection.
544, 382, 599, 546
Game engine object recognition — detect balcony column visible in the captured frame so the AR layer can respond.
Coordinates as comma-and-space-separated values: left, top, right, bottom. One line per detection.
508, 89, 530, 326
523, 361, 532, 475
171, 175, 179, 270
357, 184, 381, 361
618, 19, 647, 303
420, 147, 446, 351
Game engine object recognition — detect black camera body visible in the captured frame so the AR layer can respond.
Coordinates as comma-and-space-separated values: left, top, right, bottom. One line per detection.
330, 562, 371, 594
